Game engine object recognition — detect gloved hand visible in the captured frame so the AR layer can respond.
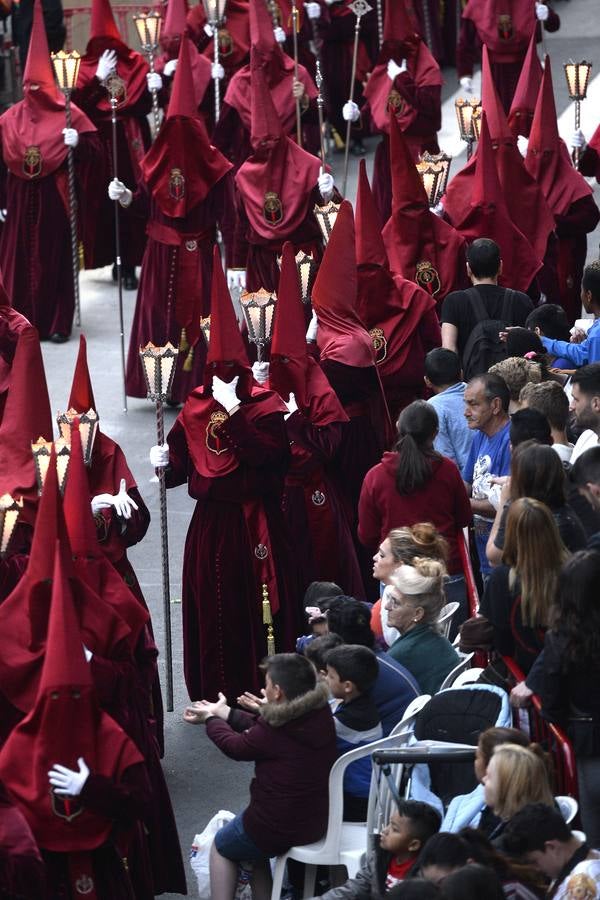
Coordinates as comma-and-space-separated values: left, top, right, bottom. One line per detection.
342, 100, 360, 122
431, 200, 445, 217
571, 128, 586, 150
91, 478, 139, 519
48, 758, 90, 796
387, 58, 407, 81
95, 49, 117, 81
212, 375, 240, 413
62, 128, 79, 148
535, 3, 549, 21
150, 443, 170, 468
82, 644, 93, 663
227, 268, 246, 291
306, 309, 318, 342
203, 22, 214, 37
108, 178, 133, 206
212, 62, 225, 79
459, 75, 473, 93
517, 135, 529, 157
292, 79, 305, 100
163, 58, 177, 77
325, 0, 342, 5
273, 25, 286, 43
147, 71, 163, 92
252, 361, 270, 384
304, 2, 321, 18
284, 392, 298, 419
0, 210, 7, 223
318, 171, 334, 200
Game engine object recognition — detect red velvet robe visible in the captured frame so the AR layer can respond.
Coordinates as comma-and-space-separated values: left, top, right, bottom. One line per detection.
0, 780, 45, 900
125, 178, 234, 403
555, 195, 600, 325
165, 404, 303, 701
0, 134, 101, 339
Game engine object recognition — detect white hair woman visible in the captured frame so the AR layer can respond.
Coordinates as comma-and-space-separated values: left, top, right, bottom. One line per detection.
384, 558, 459, 694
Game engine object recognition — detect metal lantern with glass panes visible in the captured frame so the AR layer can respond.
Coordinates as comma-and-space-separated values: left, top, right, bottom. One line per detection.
31, 438, 71, 494
240, 289, 277, 362
564, 60, 593, 168
133, 11, 162, 137
276, 250, 317, 304
455, 96, 481, 160
139, 342, 179, 711
202, 0, 227, 119
314, 199, 341, 245
416, 151, 452, 208
51, 50, 82, 327
0, 494, 23, 558
56, 408, 99, 467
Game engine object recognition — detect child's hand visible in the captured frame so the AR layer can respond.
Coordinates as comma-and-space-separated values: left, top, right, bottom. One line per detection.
183, 693, 230, 724
237, 690, 267, 712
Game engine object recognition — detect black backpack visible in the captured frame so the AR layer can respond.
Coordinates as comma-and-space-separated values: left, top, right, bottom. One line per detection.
461, 287, 517, 380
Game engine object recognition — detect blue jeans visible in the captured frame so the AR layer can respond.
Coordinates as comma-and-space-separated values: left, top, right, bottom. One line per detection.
214, 813, 266, 863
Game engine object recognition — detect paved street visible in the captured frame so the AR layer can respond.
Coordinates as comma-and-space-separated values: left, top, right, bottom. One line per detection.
39, 2, 600, 893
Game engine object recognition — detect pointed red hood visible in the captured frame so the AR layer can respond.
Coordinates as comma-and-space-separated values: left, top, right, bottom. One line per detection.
525, 56, 592, 216
167, 33, 197, 120
249, 0, 278, 63
89, 0, 122, 43
356, 159, 388, 269
481, 45, 512, 143
68, 335, 97, 414
205, 245, 253, 396
23, 0, 58, 93
0, 328, 53, 523
163, 0, 188, 37
312, 201, 375, 369
249, 47, 283, 151
0, 542, 143, 853
451, 113, 542, 292
508, 32, 542, 138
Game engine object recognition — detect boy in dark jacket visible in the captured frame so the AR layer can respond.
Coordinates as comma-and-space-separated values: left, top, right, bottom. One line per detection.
326, 644, 383, 822
183, 653, 337, 900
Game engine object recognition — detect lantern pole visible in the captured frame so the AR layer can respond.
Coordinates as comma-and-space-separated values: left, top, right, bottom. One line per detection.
203, 0, 227, 121
133, 13, 162, 140
564, 60, 593, 170
52, 51, 82, 329
139, 342, 178, 712
376, 0, 383, 50
291, 0, 302, 146
106, 79, 128, 413
342, 0, 372, 197
315, 60, 327, 171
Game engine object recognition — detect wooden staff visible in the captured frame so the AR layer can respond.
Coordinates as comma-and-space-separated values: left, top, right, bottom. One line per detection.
106, 78, 128, 413
342, 0, 372, 197
315, 60, 327, 170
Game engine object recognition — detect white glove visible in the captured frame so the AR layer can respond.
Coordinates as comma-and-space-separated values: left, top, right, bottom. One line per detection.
571, 128, 586, 150
252, 361, 270, 384
273, 26, 286, 43
62, 128, 79, 148
82, 644, 93, 663
48, 758, 90, 796
459, 75, 473, 93
163, 58, 177, 77
108, 178, 133, 206
431, 200, 445, 217
0, 209, 7, 223
150, 443, 170, 468
203, 22, 214, 37
227, 268, 246, 290
304, 2, 321, 18
387, 59, 406, 81
318, 171, 334, 199
284, 392, 298, 419
147, 71, 163, 92
212, 62, 225, 79
517, 135, 529, 157
536, 3, 549, 21
306, 309, 318, 342
95, 49, 117, 81
342, 100, 360, 122
91, 479, 139, 520
212, 375, 240, 413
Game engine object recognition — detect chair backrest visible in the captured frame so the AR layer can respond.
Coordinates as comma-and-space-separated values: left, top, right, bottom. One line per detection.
556, 795, 578, 825
390, 695, 432, 737
438, 653, 474, 691
451, 667, 484, 688
320, 731, 412, 856
437, 602, 460, 639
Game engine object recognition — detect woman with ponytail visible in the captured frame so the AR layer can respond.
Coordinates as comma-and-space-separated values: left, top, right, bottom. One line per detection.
358, 401, 472, 602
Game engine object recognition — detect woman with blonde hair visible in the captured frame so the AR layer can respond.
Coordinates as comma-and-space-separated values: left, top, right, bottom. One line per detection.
384, 557, 459, 693
482, 744, 554, 839
481, 498, 568, 673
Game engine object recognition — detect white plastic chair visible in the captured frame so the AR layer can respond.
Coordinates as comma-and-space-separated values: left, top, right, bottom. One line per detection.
390, 695, 432, 737
438, 653, 474, 691
269, 731, 411, 899
556, 795, 579, 825
451, 667, 484, 688
437, 601, 460, 639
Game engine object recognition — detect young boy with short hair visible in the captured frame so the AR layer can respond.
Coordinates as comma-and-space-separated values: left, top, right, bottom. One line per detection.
314, 799, 442, 898
325, 644, 383, 821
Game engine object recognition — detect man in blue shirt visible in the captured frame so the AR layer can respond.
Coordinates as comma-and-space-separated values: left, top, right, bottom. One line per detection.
462, 373, 511, 580
539, 262, 600, 367
425, 348, 474, 471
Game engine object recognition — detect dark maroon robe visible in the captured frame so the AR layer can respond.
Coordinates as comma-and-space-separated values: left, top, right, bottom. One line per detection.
0, 134, 100, 339
282, 413, 365, 599
579, 142, 600, 181
125, 178, 233, 403
71, 76, 152, 269
165, 404, 303, 701
555, 195, 600, 325
0, 780, 44, 900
